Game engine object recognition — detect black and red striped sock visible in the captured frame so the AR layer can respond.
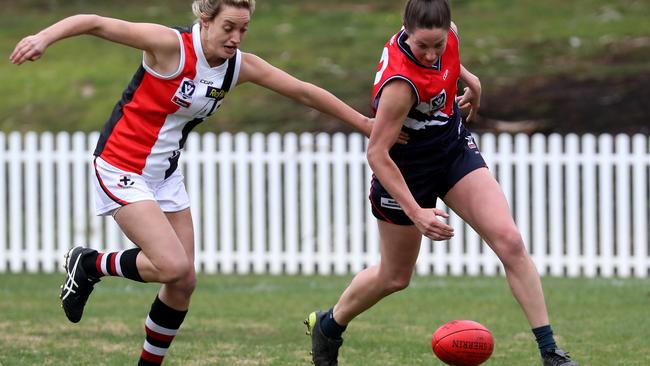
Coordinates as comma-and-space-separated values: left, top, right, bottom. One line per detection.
138, 296, 188, 366
82, 248, 145, 282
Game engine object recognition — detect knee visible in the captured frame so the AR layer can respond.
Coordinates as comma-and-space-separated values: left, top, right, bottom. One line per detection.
157, 255, 194, 284
491, 227, 528, 265
174, 267, 197, 298
382, 273, 412, 294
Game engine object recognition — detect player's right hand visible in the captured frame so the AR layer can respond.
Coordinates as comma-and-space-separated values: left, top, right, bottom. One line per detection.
411, 207, 454, 241
10, 34, 48, 65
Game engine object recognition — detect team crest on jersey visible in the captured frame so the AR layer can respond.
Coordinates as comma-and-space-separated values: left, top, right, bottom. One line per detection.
429, 90, 447, 114
172, 78, 196, 108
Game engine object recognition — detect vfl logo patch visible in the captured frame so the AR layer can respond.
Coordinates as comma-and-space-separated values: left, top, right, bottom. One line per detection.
117, 174, 135, 188
172, 78, 196, 108
380, 197, 403, 211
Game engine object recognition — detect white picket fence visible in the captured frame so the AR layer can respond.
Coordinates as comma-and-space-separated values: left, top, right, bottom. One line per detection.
0, 131, 648, 277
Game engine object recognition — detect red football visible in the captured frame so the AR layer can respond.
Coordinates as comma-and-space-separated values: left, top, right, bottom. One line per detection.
431, 320, 494, 366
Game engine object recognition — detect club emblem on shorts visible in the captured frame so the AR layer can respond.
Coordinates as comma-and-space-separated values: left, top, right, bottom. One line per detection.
465, 136, 477, 149
117, 174, 135, 188
172, 78, 196, 108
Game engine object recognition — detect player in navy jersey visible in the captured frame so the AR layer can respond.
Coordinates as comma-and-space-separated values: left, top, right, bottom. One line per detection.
305, 1, 579, 365
10, 0, 407, 364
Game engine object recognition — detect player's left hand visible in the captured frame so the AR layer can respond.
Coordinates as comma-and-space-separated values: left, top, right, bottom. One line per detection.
456, 78, 481, 123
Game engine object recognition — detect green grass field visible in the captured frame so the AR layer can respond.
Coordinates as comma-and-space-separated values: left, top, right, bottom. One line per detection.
1, 274, 648, 365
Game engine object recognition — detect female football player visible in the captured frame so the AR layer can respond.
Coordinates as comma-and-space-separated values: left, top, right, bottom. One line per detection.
10, 0, 403, 364
305, 1, 580, 365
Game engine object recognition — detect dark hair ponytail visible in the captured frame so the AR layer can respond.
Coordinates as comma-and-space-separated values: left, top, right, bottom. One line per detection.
403, 0, 451, 33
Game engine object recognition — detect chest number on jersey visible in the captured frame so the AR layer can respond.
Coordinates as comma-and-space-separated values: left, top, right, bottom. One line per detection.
374, 47, 389, 86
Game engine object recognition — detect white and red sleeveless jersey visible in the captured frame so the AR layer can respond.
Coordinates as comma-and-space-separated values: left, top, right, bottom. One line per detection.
94, 23, 241, 181
371, 27, 460, 131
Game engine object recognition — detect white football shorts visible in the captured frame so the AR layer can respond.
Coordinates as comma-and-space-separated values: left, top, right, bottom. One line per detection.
92, 156, 190, 216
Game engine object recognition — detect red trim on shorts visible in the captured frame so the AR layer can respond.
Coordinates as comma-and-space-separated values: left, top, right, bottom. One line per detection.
93, 157, 130, 206
369, 177, 394, 224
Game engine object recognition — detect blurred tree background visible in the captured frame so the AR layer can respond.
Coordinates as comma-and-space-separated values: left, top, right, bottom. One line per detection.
1, 0, 648, 134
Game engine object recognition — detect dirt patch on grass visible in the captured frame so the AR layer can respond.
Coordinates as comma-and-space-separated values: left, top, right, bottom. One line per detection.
475, 72, 650, 135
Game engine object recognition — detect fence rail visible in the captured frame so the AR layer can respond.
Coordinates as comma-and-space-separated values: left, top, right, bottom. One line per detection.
1, 131, 649, 277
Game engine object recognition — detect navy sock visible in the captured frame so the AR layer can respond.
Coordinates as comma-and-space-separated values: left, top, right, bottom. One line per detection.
320, 308, 347, 340
532, 325, 557, 356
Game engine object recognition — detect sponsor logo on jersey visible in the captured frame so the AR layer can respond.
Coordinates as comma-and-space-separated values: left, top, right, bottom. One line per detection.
380, 197, 403, 210
206, 87, 227, 100
172, 78, 197, 108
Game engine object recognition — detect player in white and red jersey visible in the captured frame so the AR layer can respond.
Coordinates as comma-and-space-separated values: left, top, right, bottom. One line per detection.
11, 0, 384, 364
306, 1, 580, 366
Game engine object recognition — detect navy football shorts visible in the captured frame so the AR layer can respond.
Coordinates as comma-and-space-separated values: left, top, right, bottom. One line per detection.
369, 125, 487, 225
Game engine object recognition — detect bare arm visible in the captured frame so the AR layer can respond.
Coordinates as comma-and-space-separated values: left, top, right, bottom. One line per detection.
10, 14, 180, 75
237, 52, 373, 137
367, 81, 453, 241
456, 64, 481, 122
450, 21, 482, 122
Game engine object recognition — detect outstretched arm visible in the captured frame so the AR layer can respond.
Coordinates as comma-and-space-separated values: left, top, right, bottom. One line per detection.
10, 14, 180, 74
237, 52, 374, 137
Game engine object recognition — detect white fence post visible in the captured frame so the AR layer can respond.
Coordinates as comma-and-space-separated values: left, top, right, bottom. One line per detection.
218, 132, 234, 274
548, 134, 564, 276
598, 135, 615, 277
24, 132, 39, 272
299, 133, 316, 275
251, 133, 267, 274
565, 134, 581, 277
0, 132, 5, 272
267, 133, 283, 275
202, 133, 218, 274
615, 134, 631, 277
348, 134, 365, 274
234, 132, 251, 274
632, 135, 648, 278
8, 132, 23, 272
530, 134, 548, 275
283, 133, 299, 275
